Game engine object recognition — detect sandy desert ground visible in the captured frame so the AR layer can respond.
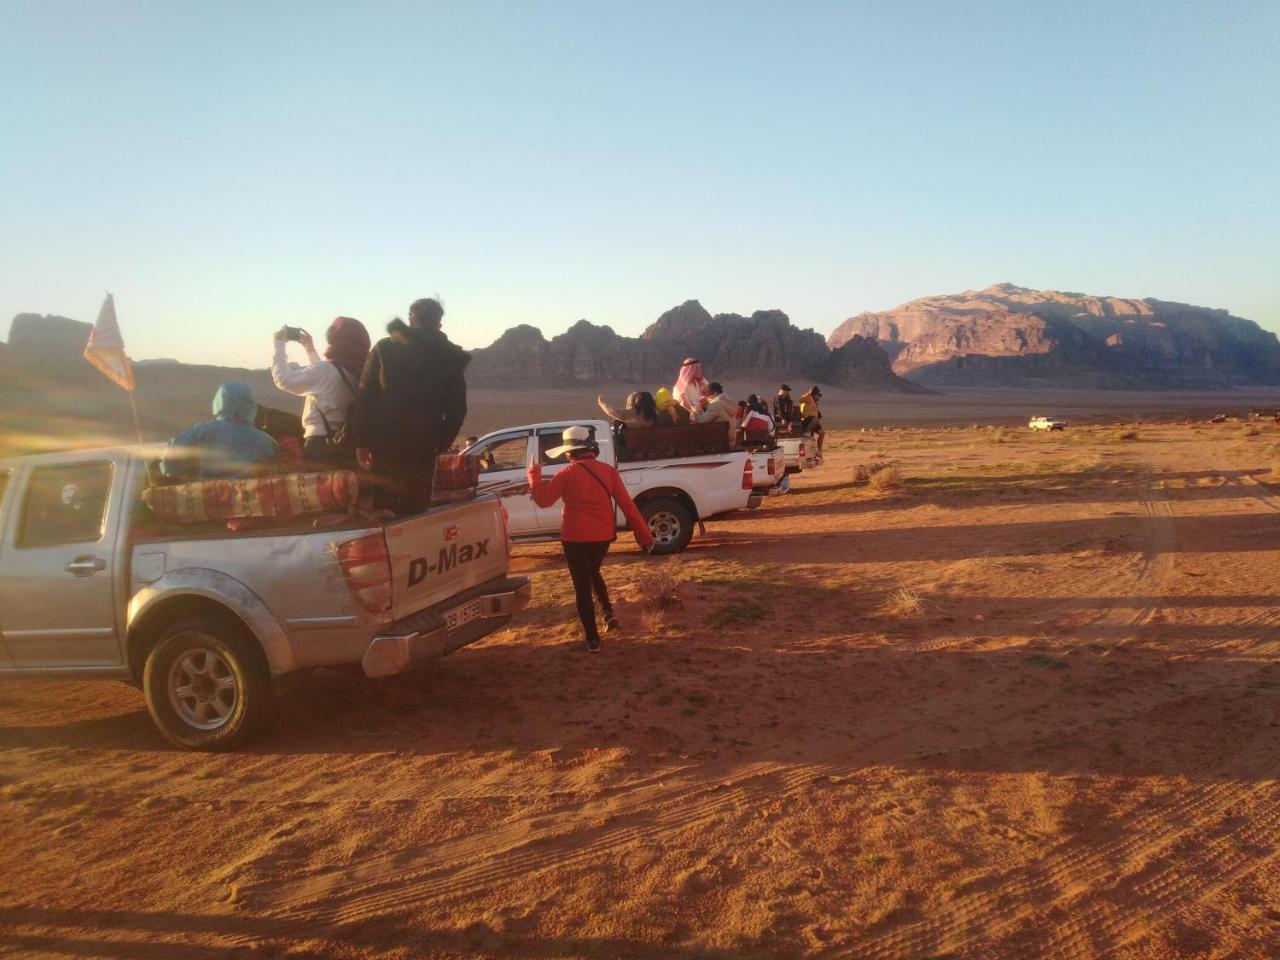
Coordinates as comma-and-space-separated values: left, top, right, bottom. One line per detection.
2, 420, 1280, 958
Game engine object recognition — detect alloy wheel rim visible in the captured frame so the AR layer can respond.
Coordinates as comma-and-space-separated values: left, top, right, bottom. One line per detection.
167, 647, 238, 730
648, 510, 681, 545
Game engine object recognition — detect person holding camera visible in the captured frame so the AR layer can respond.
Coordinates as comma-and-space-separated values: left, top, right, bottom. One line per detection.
527, 426, 655, 653
271, 317, 370, 469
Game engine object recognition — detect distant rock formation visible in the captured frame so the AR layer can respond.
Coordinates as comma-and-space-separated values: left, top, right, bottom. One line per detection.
6, 314, 92, 365
470, 300, 920, 392
825, 334, 931, 393
468, 321, 667, 387
828, 284, 1280, 389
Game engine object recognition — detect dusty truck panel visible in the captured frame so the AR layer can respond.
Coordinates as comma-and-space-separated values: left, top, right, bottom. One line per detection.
386, 496, 509, 624
127, 567, 298, 676
466, 418, 761, 554
0, 446, 531, 750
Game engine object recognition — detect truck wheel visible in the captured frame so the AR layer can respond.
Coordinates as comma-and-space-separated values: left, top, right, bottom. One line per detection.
142, 616, 273, 751
641, 497, 694, 555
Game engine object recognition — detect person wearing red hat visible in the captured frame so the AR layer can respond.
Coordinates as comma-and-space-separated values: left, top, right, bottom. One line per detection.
527, 426, 655, 652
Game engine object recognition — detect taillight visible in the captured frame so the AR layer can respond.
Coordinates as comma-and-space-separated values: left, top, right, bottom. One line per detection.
799, 442, 807, 457
768, 456, 777, 476
741, 458, 754, 490
336, 533, 392, 613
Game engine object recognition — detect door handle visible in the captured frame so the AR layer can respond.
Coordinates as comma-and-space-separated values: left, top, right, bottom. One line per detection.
65, 556, 106, 576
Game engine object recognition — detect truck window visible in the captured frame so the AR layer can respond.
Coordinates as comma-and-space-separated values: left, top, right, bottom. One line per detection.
18, 462, 115, 548
474, 434, 529, 474
539, 426, 595, 466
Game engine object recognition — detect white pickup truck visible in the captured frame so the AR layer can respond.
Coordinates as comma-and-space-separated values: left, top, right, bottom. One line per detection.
464, 419, 762, 554
779, 434, 822, 474
0, 447, 530, 750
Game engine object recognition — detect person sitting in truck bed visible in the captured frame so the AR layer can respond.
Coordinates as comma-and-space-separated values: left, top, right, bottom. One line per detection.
654, 387, 688, 424
694, 383, 741, 447
741, 404, 774, 436
798, 385, 826, 453
160, 382, 280, 481
673, 357, 711, 416
597, 391, 660, 428
774, 384, 796, 430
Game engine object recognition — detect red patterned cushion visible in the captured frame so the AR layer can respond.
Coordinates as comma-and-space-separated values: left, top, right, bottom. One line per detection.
143, 470, 359, 524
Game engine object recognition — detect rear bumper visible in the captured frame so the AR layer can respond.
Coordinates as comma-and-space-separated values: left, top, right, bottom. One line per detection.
362, 575, 532, 678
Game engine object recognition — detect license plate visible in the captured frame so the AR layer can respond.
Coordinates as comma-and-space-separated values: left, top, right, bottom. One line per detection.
444, 599, 483, 632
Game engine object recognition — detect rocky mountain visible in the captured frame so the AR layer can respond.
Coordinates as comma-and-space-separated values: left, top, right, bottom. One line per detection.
826, 334, 931, 393
469, 300, 918, 391
829, 284, 1280, 389
6, 313, 92, 365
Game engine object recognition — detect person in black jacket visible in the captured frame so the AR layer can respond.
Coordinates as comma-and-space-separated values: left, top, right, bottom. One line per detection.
773, 384, 796, 430
350, 298, 470, 515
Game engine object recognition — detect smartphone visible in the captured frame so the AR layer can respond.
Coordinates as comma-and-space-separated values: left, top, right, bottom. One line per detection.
284, 326, 305, 342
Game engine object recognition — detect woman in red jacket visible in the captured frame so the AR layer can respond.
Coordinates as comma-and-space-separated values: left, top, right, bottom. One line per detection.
528, 426, 655, 652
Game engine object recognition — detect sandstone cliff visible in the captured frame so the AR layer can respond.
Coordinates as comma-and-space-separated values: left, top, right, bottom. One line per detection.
469, 300, 918, 391
828, 284, 1280, 389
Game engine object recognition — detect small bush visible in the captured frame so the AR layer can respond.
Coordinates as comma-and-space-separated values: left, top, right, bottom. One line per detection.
1240, 426, 1261, 438
638, 558, 681, 614
1116, 430, 1139, 441
882, 587, 925, 617
854, 460, 893, 484
868, 464, 902, 491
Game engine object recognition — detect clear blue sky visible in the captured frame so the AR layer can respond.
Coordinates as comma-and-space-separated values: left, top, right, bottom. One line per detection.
2, 0, 1277, 368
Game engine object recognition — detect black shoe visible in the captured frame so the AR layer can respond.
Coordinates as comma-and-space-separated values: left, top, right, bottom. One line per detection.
604, 614, 620, 634
586, 635, 602, 653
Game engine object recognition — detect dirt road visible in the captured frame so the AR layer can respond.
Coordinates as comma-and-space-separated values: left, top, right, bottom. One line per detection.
2, 423, 1278, 958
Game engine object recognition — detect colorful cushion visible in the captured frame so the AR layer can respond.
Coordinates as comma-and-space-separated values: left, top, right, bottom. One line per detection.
143, 470, 359, 524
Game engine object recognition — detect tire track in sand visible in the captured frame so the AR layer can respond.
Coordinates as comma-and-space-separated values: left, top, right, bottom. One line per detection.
229, 470, 1186, 938
830, 468, 1280, 960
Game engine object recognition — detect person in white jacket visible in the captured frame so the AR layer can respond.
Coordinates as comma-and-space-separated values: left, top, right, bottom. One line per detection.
271, 317, 370, 469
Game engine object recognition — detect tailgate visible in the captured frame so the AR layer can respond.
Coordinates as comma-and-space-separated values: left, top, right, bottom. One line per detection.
384, 496, 509, 623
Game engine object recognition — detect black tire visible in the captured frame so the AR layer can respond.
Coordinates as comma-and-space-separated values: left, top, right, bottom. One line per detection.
142, 616, 274, 751
640, 496, 695, 555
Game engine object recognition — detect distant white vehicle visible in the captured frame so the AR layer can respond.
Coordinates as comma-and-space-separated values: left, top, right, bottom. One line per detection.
1028, 416, 1067, 431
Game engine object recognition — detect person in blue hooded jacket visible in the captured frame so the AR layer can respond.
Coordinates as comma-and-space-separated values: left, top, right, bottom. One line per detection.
160, 382, 280, 481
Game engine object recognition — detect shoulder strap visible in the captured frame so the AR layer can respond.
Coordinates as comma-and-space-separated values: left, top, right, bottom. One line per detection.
577, 460, 616, 504
314, 363, 357, 439
332, 363, 356, 396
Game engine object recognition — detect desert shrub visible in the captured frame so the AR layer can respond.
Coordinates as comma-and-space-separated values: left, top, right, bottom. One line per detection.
1116, 430, 1139, 441
853, 460, 893, 483
638, 558, 681, 614
1240, 425, 1261, 438
882, 587, 926, 617
868, 464, 902, 491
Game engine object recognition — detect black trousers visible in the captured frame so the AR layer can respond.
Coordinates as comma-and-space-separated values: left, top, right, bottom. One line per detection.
562, 540, 613, 642
370, 457, 436, 516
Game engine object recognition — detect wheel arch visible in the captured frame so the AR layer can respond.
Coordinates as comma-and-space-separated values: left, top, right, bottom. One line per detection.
632, 485, 699, 519
127, 570, 296, 682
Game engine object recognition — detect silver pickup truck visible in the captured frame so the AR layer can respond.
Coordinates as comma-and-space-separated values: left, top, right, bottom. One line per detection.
0, 447, 530, 750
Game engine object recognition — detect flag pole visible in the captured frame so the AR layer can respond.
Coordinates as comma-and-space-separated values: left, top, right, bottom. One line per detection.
127, 390, 145, 447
